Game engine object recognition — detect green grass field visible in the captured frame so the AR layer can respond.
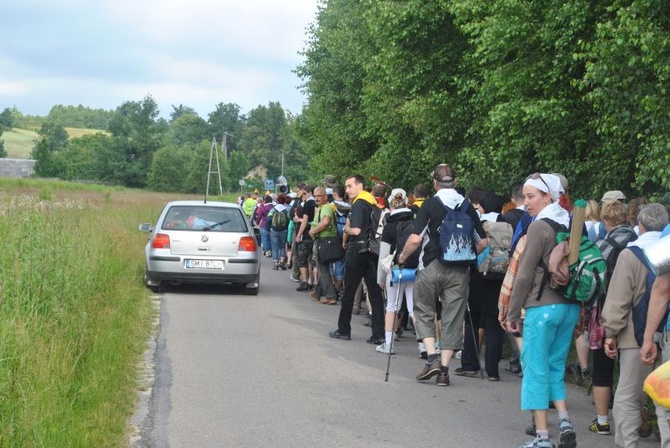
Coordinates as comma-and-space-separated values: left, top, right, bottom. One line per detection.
0, 178, 185, 447
2, 128, 106, 159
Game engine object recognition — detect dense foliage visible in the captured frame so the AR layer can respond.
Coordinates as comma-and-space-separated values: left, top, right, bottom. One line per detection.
296, 0, 670, 199
23, 97, 308, 193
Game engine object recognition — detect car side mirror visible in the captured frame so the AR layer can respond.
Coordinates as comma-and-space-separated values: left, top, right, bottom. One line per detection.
253, 227, 261, 246
139, 223, 153, 232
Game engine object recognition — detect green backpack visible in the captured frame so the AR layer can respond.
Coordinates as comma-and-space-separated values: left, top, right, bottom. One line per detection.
540, 218, 608, 305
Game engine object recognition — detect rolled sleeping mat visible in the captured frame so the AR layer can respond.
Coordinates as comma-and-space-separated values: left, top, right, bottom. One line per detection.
642, 234, 670, 277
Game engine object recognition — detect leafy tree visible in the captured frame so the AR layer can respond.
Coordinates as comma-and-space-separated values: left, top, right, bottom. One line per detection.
147, 145, 193, 192
169, 104, 197, 123
107, 95, 165, 188
295, 0, 377, 180
184, 140, 230, 196
38, 121, 69, 152
0, 140, 6, 158
0, 108, 13, 132
31, 138, 63, 177
207, 103, 245, 154
54, 133, 111, 181
577, 0, 670, 195
167, 113, 209, 147
228, 150, 250, 191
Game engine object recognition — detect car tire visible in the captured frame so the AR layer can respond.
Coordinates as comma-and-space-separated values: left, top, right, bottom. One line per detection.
144, 268, 160, 293
244, 274, 260, 296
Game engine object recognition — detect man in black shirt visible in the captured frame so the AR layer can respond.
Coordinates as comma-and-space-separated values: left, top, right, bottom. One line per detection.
329, 174, 386, 344
295, 185, 316, 291
397, 164, 488, 386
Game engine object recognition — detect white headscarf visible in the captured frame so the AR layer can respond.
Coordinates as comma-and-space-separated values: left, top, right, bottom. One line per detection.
525, 173, 570, 227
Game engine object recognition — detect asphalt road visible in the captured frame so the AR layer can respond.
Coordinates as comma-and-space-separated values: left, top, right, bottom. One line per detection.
133, 258, 660, 448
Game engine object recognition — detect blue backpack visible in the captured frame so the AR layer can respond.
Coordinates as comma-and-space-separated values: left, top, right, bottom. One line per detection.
437, 198, 477, 265
629, 246, 668, 346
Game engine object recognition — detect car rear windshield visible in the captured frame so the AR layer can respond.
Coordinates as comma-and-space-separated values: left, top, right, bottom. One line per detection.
162, 206, 248, 232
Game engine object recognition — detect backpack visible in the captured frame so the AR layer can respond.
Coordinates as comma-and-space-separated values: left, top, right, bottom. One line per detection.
270, 207, 288, 231
629, 246, 668, 346
394, 219, 420, 269
596, 225, 638, 286
541, 219, 607, 305
477, 220, 514, 279
334, 208, 348, 240
437, 198, 477, 265
362, 204, 388, 255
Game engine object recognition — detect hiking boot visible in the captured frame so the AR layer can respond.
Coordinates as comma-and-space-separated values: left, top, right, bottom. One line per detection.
296, 282, 309, 292
375, 342, 394, 354
639, 405, 653, 438
519, 438, 554, 448
454, 367, 479, 378
272, 262, 279, 270
416, 359, 441, 381
589, 419, 611, 435
328, 329, 351, 340
558, 419, 576, 448
436, 372, 450, 386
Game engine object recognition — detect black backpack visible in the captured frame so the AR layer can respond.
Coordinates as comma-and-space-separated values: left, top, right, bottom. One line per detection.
362, 204, 388, 255
394, 219, 420, 269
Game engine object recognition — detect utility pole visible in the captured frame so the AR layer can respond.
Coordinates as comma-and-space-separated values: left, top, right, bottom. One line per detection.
205, 137, 223, 199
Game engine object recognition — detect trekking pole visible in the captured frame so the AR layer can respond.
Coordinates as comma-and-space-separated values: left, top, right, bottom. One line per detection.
385, 268, 402, 382
465, 302, 485, 379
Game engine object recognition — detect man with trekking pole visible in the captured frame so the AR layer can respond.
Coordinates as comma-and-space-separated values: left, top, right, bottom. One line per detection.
397, 163, 487, 386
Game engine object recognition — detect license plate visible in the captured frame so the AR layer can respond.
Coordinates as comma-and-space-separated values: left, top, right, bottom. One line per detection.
185, 259, 224, 270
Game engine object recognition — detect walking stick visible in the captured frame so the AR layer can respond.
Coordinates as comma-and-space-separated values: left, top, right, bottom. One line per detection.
384, 268, 403, 382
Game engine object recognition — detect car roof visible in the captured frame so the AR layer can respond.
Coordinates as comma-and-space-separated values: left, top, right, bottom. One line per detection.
165, 200, 241, 209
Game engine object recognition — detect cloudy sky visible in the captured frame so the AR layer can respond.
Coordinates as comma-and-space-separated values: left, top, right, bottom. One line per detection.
0, 0, 319, 119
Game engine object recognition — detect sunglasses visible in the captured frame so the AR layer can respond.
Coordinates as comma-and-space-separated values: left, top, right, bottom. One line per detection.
526, 172, 550, 192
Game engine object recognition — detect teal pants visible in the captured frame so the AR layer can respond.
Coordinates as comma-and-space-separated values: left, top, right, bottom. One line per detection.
520, 303, 581, 410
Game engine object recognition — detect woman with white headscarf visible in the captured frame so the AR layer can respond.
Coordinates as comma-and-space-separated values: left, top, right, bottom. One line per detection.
505, 173, 580, 448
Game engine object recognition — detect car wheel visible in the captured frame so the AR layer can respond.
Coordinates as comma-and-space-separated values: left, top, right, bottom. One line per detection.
244, 274, 260, 296
144, 268, 160, 293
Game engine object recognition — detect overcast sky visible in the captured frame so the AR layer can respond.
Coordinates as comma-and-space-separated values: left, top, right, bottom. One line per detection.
0, 0, 319, 119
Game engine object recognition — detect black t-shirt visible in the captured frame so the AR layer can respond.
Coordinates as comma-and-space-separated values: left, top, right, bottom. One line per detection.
301, 198, 316, 241
348, 199, 373, 244
412, 194, 487, 267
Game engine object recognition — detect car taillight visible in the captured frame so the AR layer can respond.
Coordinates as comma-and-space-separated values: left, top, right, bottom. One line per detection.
238, 236, 257, 252
152, 233, 171, 249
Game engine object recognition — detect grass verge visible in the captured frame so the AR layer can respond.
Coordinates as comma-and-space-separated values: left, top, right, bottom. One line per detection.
0, 180, 178, 447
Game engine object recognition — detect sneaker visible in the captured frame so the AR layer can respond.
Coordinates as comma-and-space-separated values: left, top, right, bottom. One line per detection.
558, 419, 576, 448
376, 342, 394, 354
435, 342, 441, 354
328, 329, 351, 340
416, 359, 441, 381
454, 367, 479, 377
436, 372, 450, 386
290, 273, 300, 282
590, 419, 610, 435
296, 282, 309, 292
454, 350, 461, 359
519, 438, 555, 448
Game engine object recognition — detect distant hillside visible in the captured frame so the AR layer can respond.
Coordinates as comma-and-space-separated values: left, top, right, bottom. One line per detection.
2, 128, 107, 159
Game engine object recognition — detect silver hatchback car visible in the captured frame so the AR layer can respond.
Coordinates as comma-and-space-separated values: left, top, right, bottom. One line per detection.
139, 200, 261, 294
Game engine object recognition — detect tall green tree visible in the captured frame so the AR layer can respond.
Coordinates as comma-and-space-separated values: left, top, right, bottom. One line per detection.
54, 133, 111, 181
147, 144, 193, 192
107, 95, 166, 188
167, 113, 209, 146
207, 103, 244, 154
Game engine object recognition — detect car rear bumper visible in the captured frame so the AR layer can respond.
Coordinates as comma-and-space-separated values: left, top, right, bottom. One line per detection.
147, 256, 260, 285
